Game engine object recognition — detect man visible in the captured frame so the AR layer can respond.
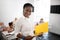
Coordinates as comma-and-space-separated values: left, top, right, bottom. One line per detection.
15, 3, 35, 40
40, 18, 44, 23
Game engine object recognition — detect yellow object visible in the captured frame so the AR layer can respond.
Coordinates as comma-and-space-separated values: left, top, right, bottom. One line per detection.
34, 22, 48, 35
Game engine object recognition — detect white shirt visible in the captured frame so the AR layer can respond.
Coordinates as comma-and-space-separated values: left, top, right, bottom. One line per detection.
15, 16, 35, 36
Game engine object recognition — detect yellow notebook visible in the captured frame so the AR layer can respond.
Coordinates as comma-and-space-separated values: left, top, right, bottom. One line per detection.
34, 22, 48, 35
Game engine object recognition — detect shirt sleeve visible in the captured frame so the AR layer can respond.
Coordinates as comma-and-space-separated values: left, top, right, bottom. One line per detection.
14, 18, 22, 33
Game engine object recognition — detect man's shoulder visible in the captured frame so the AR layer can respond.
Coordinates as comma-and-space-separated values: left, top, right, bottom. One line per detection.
16, 17, 25, 22
19, 17, 24, 20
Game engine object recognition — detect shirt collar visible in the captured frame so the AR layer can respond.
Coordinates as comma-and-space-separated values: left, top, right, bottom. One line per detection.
22, 16, 30, 20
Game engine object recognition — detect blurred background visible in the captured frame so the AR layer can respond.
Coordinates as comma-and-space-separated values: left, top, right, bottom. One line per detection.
0, 0, 50, 26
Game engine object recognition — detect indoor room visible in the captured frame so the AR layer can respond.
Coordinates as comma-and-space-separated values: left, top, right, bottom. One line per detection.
0, 0, 60, 40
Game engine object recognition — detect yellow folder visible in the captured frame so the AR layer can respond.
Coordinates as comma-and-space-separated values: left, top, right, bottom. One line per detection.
34, 22, 48, 35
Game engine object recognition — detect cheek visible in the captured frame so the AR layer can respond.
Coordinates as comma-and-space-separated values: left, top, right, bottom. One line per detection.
24, 11, 28, 14
28, 12, 31, 15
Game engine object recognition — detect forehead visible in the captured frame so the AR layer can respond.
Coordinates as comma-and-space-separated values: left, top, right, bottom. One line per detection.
24, 6, 32, 10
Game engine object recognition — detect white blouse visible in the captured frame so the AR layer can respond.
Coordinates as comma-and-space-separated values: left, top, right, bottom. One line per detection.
15, 16, 35, 36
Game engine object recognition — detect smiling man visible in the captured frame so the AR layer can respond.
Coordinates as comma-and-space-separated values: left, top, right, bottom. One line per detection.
15, 3, 35, 40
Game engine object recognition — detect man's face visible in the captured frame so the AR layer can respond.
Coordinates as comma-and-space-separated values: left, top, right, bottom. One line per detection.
23, 6, 32, 18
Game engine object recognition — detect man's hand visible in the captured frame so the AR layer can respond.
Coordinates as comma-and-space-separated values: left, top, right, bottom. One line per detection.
3, 27, 7, 31
17, 33, 35, 40
8, 30, 13, 33
25, 35, 34, 40
17, 33, 23, 38
37, 32, 43, 37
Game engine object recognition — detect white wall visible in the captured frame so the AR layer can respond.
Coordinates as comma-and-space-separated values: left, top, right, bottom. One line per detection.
51, 0, 60, 5
0, 0, 34, 26
49, 0, 60, 34
34, 0, 50, 23
49, 14, 60, 34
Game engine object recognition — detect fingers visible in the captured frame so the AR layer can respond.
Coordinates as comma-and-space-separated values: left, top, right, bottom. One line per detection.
17, 33, 23, 38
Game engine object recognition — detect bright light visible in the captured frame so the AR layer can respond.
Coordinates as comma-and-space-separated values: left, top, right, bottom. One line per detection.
34, 0, 50, 22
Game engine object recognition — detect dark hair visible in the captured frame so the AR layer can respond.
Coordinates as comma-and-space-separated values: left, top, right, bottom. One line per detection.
9, 22, 13, 26
23, 3, 34, 12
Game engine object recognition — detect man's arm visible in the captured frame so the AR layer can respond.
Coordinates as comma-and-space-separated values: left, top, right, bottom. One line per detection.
17, 33, 23, 38
15, 18, 23, 38
17, 34, 34, 40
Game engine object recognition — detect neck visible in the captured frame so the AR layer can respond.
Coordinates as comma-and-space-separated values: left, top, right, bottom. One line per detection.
23, 15, 29, 18
25, 16, 29, 18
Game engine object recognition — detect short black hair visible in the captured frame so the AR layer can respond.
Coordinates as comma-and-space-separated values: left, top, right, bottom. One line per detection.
23, 3, 34, 12
9, 22, 13, 26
